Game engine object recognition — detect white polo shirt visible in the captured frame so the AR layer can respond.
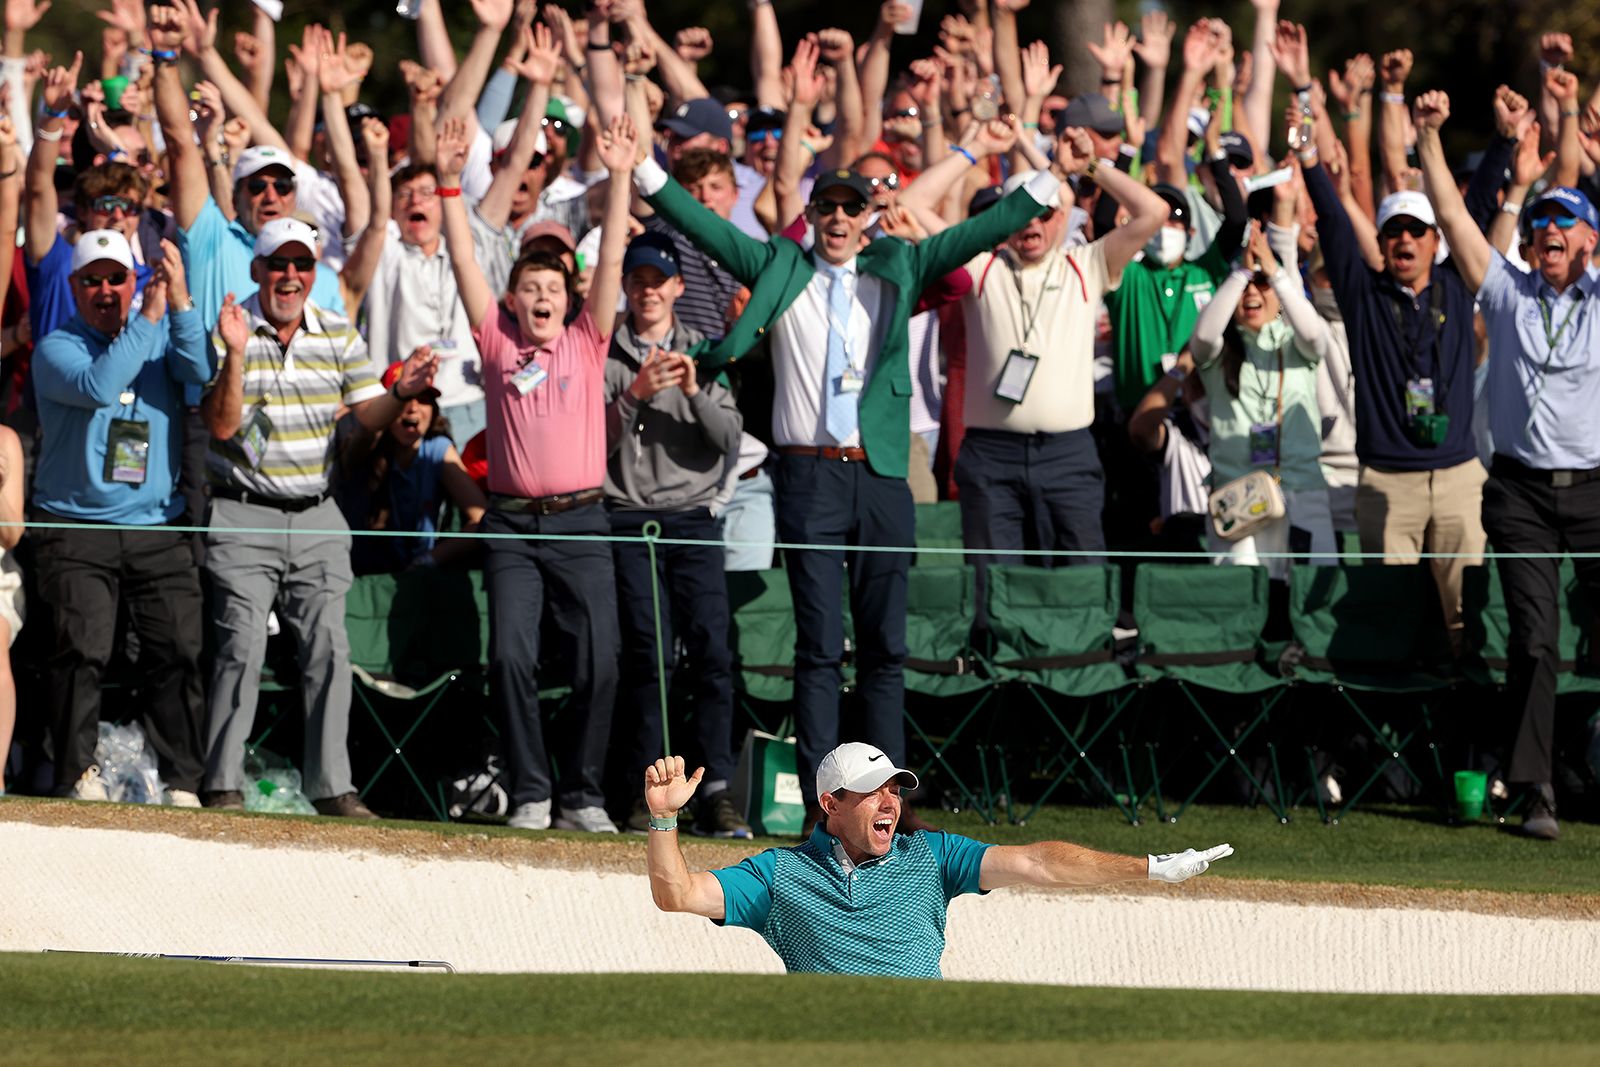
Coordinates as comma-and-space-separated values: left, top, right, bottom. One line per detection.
961, 238, 1115, 434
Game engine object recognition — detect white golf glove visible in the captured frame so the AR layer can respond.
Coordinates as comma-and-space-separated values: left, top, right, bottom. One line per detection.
1147, 844, 1234, 883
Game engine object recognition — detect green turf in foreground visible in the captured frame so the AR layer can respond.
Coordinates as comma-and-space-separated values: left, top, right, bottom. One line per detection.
2, 955, 1597, 1067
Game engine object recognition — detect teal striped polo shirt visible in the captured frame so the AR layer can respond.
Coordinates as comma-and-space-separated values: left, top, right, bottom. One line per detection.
711, 826, 992, 978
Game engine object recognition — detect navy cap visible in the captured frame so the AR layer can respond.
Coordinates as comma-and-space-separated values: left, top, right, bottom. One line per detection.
968, 184, 1003, 217
811, 168, 873, 203
746, 106, 786, 133
1531, 186, 1600, 231
1152, 183, 1189, 224
623, 232, 680, 278
659, 97, 734, 143
1219, 131, 1253, 170
1059, 93, 1124, 137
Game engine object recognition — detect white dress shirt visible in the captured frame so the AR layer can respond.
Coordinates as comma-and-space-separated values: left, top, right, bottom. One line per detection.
770, 255, 888, 449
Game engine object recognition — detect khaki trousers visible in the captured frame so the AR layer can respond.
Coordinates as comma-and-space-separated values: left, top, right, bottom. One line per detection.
1355, 458, 1488, 645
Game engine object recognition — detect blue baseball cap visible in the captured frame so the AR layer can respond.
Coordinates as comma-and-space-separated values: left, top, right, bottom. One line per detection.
622, 232, 680, 278
1531, 186, 1600, 231
658, 97, 733, 144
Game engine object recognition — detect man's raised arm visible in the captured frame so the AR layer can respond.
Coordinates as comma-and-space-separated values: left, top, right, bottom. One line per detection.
1415, 91, 1491, 294
150, 4, 207, 231
644, 756, 728, 918
980, 840, 1232, 890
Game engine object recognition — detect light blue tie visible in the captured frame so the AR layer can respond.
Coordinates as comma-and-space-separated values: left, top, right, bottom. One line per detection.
821, 263, 858, 443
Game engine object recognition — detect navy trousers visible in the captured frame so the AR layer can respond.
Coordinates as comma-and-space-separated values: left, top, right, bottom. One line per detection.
954, 427, 1106, 567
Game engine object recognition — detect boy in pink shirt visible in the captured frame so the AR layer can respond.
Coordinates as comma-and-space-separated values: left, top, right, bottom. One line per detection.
438, 114, 638, 833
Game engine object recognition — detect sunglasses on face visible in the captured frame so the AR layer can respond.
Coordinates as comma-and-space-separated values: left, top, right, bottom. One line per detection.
92, 195, 138, 215
1380, 219, 1432, 240
1036, 206, 1059, 223
1245, 271, 1272, 289
889, 106, 920, 120
245, 177, 295, 197
78, 271, 128, 288
541, 117, 567, 136
1530, 212, 1582, 230
866, 173, 901, 192
265, 255, 317, 272
747, 127, 783, 144
812, 199, 868, 218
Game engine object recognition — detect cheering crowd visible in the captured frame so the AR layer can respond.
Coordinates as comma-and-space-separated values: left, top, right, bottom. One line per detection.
0, 0, 1596, 842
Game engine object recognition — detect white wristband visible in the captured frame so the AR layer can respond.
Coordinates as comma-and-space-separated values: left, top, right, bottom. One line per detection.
1501, 199, 1523, 216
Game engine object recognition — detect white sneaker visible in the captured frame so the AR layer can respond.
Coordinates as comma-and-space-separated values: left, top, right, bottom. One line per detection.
507, 800, 551, 830
554, 806, 619, 833
166, 789, 202, 808
71, 766, 110, 802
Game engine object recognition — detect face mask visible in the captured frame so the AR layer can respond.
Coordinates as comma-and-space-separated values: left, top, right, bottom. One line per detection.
1145, 228, 1187, 267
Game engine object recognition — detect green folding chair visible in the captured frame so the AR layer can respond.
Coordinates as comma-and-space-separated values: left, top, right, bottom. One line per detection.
1130, 563, 1288, 823
913, 501, 965, 567
899, 565, 996, 819
348, 568, 487, 821
1286, 563, 1453, 822
984, 563, 1135, 823
726, 568, 797, 737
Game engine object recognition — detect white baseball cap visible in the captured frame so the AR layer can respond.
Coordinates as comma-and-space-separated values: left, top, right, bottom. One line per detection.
1376, 190, 1437, 231
815, 742, 919, 799
232, 144, 296, 183
253, 217, 321, 258
492, 118, 550, 159
1001, 169, 1062, 209
70, 229, 134, 274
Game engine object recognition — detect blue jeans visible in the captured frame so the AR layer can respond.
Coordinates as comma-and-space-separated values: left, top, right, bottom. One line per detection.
721, 469, 775, 571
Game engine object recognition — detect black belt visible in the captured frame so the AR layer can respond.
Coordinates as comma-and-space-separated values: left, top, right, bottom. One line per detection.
491, 488, 604, 515
211, 486, 330, 513
1491, 453, 1600, 489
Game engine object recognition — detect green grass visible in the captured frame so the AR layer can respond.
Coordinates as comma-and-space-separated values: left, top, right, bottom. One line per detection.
2, 955, 1596, 1066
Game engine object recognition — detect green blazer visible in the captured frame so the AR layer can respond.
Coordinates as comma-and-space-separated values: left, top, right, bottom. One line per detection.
646, 176, 1051, 479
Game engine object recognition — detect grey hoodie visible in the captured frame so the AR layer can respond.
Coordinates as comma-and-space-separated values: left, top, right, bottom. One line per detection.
604, 317, 743, 511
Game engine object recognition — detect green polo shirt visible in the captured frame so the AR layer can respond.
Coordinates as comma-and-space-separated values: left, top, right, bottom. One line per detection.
1105, 246, 1229, 410
711, 826, 991, 978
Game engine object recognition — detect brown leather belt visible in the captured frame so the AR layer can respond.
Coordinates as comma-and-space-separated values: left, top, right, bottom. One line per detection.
779, 445, 868, 462
491, 488, 604, 515
739, 466, 764, 480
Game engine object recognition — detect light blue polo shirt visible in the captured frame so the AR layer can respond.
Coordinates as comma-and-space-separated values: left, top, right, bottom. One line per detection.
1478, 252, 1600, 469
179, 196, 345, 331
711, 826, 991, 978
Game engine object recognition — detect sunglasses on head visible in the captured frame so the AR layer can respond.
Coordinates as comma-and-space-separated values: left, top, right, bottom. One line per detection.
1380, 218, 1432, 240
812, 199, 868, 218
265, 255, 317, 272
866, 173, 901, 192
1530, 212, 1582, 230
93, 195, 138, 215
78, 271, 128, 288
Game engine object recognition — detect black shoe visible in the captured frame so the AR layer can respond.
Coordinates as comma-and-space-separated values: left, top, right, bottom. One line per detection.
201, 789, 244, 811
312, 791, 379, 819
801, 803, 824, 839
1522, 783, 1559, 841
693, 791, 753, 839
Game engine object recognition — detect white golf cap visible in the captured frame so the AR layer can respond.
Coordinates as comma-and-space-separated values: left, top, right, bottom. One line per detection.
815, 742, 919, 799
232, 144, 296, 183
1001, 169, 1061, 209
253, 217, 321, 258
492, 118, 550, 159
1376, 190, 1437, 231
70, 229, 134, 274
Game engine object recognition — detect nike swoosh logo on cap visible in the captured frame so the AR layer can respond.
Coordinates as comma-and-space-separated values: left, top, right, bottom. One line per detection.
867, 754, 883, 762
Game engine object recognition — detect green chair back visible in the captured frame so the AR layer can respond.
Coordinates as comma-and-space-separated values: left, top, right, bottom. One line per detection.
904, 565, 985, 696
986, 564, 1128, 696
1132, 563, 1279, 693
914, 501, 964, 567
726, 569, 797, 703
1287, 564, 1450, 691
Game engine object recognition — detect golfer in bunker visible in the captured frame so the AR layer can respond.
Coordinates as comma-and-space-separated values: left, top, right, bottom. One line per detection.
644, 744, 1233, 977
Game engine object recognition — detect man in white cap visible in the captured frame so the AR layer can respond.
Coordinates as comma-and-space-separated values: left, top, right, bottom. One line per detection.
642, 745, 1232, 978
198, 218, 439, 818
954, 133, 1170, 574
1297, 106, 1485, 658
31, 231, 210, 805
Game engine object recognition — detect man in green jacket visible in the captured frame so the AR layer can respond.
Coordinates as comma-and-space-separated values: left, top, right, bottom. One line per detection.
631, 119, 1061, 820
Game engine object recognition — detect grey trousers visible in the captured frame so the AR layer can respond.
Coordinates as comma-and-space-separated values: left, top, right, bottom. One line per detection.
202, 497, 354, 798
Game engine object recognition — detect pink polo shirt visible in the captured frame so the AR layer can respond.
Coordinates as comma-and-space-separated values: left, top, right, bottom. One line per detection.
475, 304, 610, 499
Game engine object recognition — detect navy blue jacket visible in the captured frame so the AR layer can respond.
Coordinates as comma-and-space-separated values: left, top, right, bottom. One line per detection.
1303, 163, 1479, 471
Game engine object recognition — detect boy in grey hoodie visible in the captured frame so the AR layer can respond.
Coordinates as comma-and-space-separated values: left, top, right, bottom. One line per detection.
604, 232, 749, 837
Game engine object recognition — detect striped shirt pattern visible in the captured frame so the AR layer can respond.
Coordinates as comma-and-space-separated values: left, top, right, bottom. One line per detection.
207, 296, 384, 499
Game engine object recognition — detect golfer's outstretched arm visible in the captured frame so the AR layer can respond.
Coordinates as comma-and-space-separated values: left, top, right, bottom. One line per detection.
979, 841, 1233, 890
644, 757, 727, 919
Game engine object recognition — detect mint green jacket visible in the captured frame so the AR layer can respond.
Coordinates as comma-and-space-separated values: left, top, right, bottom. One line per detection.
644, 177, 1051, 479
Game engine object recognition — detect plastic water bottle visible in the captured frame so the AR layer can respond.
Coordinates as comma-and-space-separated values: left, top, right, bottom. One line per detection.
396, 0, 424, 19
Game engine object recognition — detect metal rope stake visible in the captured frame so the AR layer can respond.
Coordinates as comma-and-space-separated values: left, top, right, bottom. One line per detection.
642, 520, 671, 757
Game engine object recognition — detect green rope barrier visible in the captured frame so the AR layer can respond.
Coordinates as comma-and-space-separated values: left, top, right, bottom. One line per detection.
641, 520, 671, 759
